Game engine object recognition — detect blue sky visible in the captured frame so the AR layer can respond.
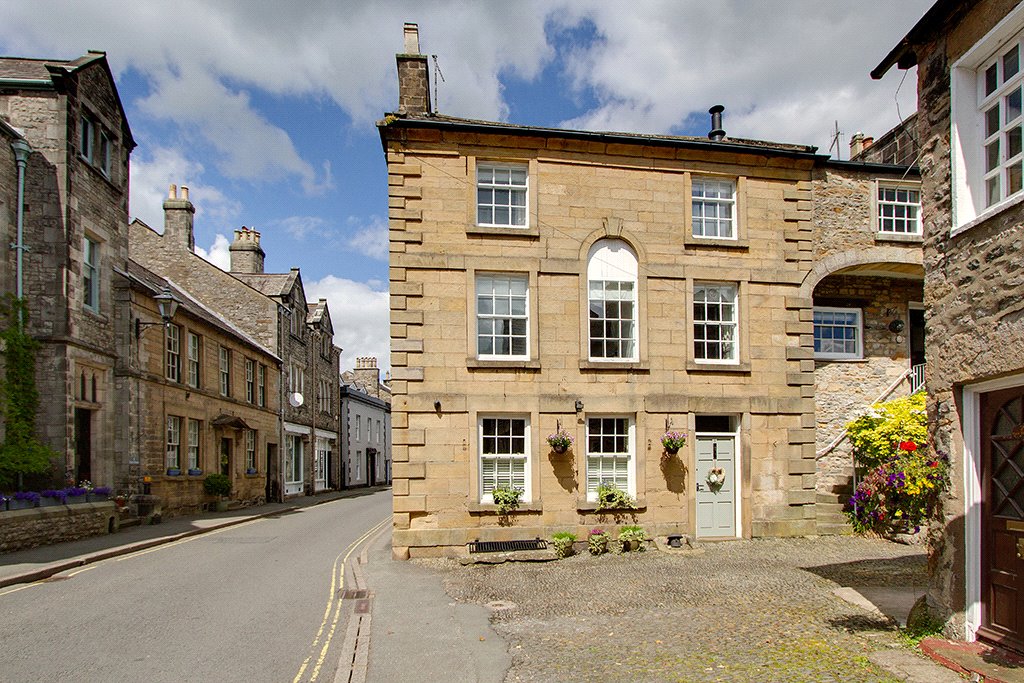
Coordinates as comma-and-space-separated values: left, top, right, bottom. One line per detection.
0, 0, 932, 371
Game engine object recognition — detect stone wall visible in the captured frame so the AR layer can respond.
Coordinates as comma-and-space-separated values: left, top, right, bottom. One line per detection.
0, 502, 118, 553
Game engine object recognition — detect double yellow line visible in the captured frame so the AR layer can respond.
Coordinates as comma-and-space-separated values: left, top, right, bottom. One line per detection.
292, 516, 389, 683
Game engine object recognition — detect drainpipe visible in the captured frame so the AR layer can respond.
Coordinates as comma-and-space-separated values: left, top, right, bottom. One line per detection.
10, 137, 32, 327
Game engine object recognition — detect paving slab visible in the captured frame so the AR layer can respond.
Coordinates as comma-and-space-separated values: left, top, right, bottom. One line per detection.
921, 637, 1024, 683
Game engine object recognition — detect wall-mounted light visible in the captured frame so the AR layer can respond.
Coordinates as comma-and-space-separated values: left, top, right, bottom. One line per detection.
135, 286, 182, 338
574, 399, 584, 413
887, 319, 905, 334
434, 400, 442, 413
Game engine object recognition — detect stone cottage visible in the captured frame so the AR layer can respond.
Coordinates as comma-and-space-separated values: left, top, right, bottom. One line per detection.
379, 25, 924, 558
0, 52, 134, 489
874, 0, 1024, 653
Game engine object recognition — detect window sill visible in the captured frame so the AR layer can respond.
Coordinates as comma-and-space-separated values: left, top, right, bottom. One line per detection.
467, 358, 541, 370
683, 235, 748, 250
875, 232, 923, 244
952, 190, 1024, 237
468, 501, 542, 514
466, 225, 540, 239
579, 360, 650, 372
576, 498, 647, 513
814, 356, 867, 363
685, 361, 751, 373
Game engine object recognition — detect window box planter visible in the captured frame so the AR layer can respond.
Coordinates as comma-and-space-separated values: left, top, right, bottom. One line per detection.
40, 491, 67, 507
88, 487, 112, 503
65, 494, 87, 505
64, 487, 88, 504
245, 467, 257, 475
9, 492, 40, 509
166, 468, 182, 477
187, 468, 203, 477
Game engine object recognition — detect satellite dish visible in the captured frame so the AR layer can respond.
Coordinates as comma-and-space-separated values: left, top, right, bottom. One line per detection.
289, 392, 304, 408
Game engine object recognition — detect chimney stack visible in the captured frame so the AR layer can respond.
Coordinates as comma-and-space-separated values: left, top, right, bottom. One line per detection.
353, 356, 381, 398
229, 226, 266, 274
163, 184, 195, 252
708, 105, 725, 141
396, 23, 431, 115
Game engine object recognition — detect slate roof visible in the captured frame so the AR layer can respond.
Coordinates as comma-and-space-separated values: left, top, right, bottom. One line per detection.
231, 272, 296, 298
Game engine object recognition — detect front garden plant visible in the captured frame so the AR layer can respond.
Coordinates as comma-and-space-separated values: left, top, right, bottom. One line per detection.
595, 482, 636, 511
551, 531, 577, 558
491, 485, 522, 514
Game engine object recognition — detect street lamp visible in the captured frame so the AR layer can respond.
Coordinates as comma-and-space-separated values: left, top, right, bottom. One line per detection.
135, 286, 181, 337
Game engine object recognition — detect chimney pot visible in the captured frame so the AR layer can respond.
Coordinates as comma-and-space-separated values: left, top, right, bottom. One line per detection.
403, 23, 420, 54
169, 184, 177, 199
181, 186, 189, 201
708, 105, 725, 142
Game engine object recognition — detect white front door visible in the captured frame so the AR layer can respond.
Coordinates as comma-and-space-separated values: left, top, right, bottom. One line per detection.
285, 434, 303, 495
695, 435, 736, 538
314, 438, 328, 492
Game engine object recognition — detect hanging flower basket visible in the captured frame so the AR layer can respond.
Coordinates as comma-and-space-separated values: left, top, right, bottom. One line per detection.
661, 430, 687, 456
546, 430, 574, 454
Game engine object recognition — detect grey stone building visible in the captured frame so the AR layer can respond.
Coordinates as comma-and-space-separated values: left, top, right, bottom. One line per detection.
0, 52, 134, 489
340, 357, 392, 488
875, 0, 1024, 653
129, 193, 342, 499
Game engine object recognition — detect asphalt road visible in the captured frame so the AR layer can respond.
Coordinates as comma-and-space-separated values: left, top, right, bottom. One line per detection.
0, 488, 392, 683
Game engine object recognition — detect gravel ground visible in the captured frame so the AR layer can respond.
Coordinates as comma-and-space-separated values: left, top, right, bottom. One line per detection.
417, 536, 931, 683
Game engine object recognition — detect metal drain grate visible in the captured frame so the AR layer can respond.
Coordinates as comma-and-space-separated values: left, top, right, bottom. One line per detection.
467, 538, 547, 553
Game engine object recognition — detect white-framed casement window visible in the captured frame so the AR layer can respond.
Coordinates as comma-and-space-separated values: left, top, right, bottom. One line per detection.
476, 273, 528, 359
693, 283, 738, 363
98, 131, 112, 178
692, 177, 736, 239
813, 307, 863, 359
257, 364, 266, 406
951, 9, 1024, 229
477, 163, 528, 227
166, 415, 181, 470
587, 239, 638, 361
479, 416, 530, 503
83, 237, 100, 311
187, 418, 201, 470
289, 362, 305, 395
355, 415, 361, 441
877, 184, 922, 234
245, 429, 257, 471
377, 420, 382, 443
245, 358, 255, 403
219, 346, 231, 396
80, 115, 94, 163
585, 416, 634, 500
187, 332, 201, 388
166, 324, 181, 382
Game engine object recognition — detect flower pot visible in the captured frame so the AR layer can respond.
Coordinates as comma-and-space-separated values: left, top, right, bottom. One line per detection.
620, 539, 642, 552
663, 446, 679, 456
9, 497, 38, 510
552, 444, 568, 454
166, 468, 182, 477
65, 494, 87, 505
215, 500, 230, 512
245, 468, 257, 475
39, 496, 64, 507
187, 468, 203, 477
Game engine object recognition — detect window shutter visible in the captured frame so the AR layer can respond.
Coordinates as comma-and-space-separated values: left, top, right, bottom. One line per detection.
587, 456, 601, 493
481, 457, 495, 494
511, 458, 525, 491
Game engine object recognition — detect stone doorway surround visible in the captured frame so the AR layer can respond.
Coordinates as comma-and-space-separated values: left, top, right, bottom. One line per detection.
963, 372, 1024, 643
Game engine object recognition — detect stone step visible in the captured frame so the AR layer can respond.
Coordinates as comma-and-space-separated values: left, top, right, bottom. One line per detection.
816, 501, 847, 515
817, 522, 854, 536
817, 492, 851, 505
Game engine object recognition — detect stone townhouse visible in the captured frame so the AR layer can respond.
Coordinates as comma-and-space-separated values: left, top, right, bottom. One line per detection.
379, 25, 924, 558
875, 0, 1024, 653
0, 52, 134, 489
340, 357, 392, 487
129, 190, 342, 500
115, 261, 280, 515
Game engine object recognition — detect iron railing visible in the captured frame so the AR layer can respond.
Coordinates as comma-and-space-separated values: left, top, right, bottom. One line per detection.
910, 363, 926, 394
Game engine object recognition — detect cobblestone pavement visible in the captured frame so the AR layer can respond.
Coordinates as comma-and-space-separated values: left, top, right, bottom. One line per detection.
419, 536, 934, 683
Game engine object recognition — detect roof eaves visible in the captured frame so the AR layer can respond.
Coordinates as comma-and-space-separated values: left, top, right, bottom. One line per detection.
872, 0, 971, 79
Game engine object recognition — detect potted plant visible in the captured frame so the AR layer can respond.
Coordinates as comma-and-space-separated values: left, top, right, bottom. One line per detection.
491, 485, 522, 514
203, 473, 232, 512
661, 430, 687, 455
587, 528, 609, 555
187, 468, 203, 477
64, 486, 89, 504
245, 467, 258, 476
10, 491, 40, 510
618, 525, 646, 552
40, 489, 67, 506
88, 486, 112, 503
546, 429, 574, 454
166, 467, 182, 477
552, 531, 577, 558
596, 482, 636, 511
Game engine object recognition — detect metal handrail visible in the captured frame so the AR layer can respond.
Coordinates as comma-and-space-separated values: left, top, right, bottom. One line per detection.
909, 363, 926, 394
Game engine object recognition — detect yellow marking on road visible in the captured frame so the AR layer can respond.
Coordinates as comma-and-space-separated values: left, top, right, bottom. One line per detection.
0, 563, 98, 598
0, 582, 44, 597
292, 516, 389, 683
115, 517, 266, 561
66, 565, 96, 578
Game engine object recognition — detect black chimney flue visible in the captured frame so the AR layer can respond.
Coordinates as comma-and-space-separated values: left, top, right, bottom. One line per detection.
708, 104, 725, 141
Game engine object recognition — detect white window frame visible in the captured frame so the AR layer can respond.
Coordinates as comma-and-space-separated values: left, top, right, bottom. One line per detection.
476, 273, 529, 360
245, 358, 255, 403
476, 163, 528, 228
166, 415, 181, 470
587, 240, 638, 362
585, 416, 635, 501
876, 182, 922, 234
693, 282, 739, 364
79, 114, 94, 163
219, 346, 231, 396
166, 324, 181, 382
98, 130, 112, 178
691, 177, 737, 239
289, 362, 304, 395
950, 5, 1024, 232
187, 418, 200, 470
83, 237, 100, 312
187, 332, 201, 388
257, 364, 266, 406
245, 429, 257, 471
355, 416, 361, 441
478, 415, 531, 503
285, 434, 303, 486
813, 306, 864, 360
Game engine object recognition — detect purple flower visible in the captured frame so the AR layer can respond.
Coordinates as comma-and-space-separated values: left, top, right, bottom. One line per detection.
13, 491, 40, 502
41, 489, 67, 501
65, 487, 88, 497
92, 486, 112, 495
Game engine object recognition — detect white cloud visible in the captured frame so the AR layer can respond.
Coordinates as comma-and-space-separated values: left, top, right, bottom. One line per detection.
194, 234, 232, 271
129, 146, 241, 230
305, 275, 391, 373
346, 216, 389, 261
277, 215, 332, 241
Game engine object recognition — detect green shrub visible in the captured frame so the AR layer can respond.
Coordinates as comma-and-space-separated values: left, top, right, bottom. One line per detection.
203, 473, 231, 497
845, 393, 927, 469
618, 525, 646, 552
551, 531, 577, 558
596, 482, 636, 511
587, 528, 609, 555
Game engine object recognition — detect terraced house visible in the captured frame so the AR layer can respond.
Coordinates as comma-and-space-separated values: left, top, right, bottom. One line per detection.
380, 25, 925, 558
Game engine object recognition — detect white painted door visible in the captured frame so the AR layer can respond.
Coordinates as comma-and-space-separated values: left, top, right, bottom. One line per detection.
695, 435, 736, 538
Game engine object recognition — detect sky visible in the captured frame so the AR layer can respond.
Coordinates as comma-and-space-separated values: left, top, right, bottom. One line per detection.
0, 0, 932, 372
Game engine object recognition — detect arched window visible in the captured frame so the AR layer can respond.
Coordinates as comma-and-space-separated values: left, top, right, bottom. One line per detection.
587, 239, 638, 361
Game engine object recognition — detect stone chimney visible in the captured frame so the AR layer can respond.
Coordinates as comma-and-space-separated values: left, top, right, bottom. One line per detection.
163, 184, 195, 252
396, 23, 431, 115
354, 356, 381, 398
229, 226, 266, 274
